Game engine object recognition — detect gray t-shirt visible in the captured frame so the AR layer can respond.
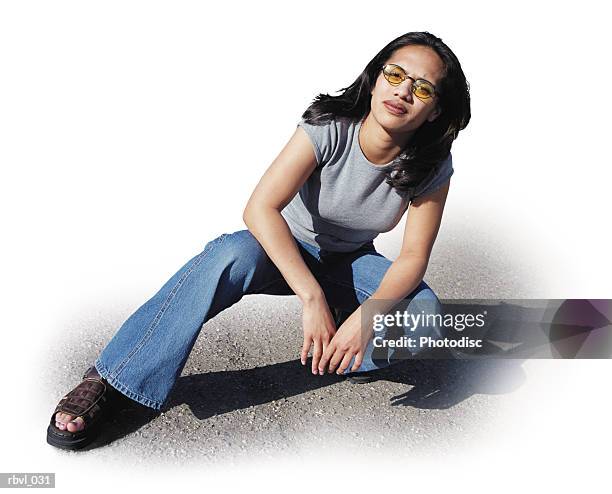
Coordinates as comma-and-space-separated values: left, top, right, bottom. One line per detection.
281, 116, 454, 252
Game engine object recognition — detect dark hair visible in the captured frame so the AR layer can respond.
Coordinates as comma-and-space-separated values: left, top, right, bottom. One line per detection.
301, 31, 471, 194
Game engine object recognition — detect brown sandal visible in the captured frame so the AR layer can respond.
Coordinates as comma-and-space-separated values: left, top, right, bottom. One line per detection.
46, 366, 119, 450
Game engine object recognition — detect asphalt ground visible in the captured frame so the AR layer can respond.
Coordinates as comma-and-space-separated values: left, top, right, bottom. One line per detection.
41, 228, 544, 465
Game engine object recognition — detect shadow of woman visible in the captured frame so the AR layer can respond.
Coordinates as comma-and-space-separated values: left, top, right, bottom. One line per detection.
165, 354, 527, 419
77, 391, 162, 451
80, 353, 527, 450
383, 357, 527, 408
165, 359, 346, 420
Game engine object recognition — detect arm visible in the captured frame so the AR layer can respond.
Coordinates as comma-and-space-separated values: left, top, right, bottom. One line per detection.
371, 178, 451, 306
318, 179, 451, 375
243, 125, 323, 304
242, 125, 337, 372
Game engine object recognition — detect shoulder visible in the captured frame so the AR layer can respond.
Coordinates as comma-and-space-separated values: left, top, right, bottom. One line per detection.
296, 116, 356, 166
409, 152, 454, 202
297, 116, 355, 145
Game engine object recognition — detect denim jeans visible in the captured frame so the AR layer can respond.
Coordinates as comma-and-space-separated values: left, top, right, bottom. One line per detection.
94, 229, 443, 410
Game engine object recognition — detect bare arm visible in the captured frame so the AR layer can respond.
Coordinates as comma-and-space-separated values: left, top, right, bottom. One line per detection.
242, 125, 324, 304
371, 179, 451, 305
243, 209, 326, 304
243, 125, 337, 372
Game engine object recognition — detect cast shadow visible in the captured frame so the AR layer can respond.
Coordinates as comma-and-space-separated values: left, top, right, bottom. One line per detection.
165, 353, 527, 419
75, 352, 526, 450
77, 392, 162, 451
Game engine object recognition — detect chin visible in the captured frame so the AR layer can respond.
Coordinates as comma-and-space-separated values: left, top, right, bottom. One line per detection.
376, 111, 413, 133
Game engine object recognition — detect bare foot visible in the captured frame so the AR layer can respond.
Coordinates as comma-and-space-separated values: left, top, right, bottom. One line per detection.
54, 366, 102, 432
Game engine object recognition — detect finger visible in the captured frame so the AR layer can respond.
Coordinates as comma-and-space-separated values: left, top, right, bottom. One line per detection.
311, 339, 323, 375
350, 352, 364, 372
300, 337, 312, 366
318, 343, 335, 374
336, 353, 355, 375
321, 334, 332, 354
325, 348, 344, 374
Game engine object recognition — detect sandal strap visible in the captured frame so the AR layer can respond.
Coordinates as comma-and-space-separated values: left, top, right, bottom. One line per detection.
53, 373, 114, 426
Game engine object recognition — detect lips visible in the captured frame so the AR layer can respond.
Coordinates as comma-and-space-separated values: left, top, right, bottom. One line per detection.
383, 101, 407, 114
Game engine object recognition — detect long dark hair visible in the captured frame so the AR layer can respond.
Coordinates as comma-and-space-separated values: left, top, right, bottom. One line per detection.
301, 31, 471, 193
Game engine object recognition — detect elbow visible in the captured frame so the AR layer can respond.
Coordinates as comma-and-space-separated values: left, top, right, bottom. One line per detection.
242, 201, 258, 224
242, 203, 280, 227
242, 206, 256, 229
242, 206, 251, 225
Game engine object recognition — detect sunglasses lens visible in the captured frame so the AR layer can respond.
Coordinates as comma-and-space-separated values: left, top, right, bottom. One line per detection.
383, 65, 404, 85
414, 82, 435, 99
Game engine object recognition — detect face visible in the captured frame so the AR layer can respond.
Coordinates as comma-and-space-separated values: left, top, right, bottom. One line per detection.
370, 44, 445, 135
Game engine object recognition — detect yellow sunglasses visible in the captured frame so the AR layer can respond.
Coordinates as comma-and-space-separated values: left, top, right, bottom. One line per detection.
382, 64, 437, 101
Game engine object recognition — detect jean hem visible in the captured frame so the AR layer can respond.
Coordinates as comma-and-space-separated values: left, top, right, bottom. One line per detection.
94, 359, 163, 411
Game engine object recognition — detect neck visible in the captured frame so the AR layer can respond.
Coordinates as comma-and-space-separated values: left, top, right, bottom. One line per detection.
359, 112, 413, 165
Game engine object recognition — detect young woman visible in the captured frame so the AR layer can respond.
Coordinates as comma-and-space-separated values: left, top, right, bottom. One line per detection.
47, 31, 471, 450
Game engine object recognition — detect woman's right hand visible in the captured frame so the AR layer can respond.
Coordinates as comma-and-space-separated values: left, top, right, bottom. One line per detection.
300, 296, 337, 375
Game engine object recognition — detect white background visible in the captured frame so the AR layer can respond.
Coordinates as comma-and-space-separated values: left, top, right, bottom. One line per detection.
1, 0, 610, 492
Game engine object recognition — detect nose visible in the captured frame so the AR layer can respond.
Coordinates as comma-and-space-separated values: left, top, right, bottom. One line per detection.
393, 78, 414, 101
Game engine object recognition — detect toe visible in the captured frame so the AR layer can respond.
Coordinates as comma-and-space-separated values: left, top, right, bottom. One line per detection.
58, 412, 73, 424
55, 412, 76, 431
66, 417, 85, 432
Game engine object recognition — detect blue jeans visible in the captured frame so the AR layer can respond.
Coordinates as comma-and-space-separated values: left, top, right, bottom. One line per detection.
94, 229, 443, 410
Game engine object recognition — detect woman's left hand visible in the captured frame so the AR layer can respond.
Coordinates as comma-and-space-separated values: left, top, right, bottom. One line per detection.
318, 306, 372, 375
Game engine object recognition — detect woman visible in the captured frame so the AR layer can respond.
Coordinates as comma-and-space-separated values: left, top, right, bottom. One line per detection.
47, 31, 470, 450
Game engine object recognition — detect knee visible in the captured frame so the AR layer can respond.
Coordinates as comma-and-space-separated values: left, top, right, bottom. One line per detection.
208, 229, 268, 270
404, 280, 443, 320
405, 280, 447, 339
409, 280, 440, 304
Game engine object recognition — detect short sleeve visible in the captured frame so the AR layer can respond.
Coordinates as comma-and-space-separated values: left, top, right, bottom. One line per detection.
410, 152, 454, 202
297, 118, 337, 166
